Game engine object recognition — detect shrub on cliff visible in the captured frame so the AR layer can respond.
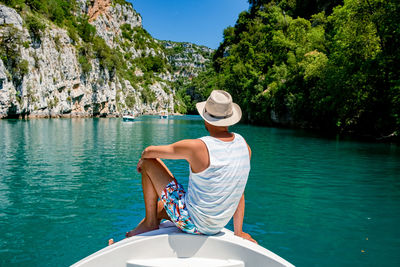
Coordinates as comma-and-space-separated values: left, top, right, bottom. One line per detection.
143, 56, 166, 73
77, 17, 96, 43
0, 27, 29, 88
2, 0, 25, 10
141, 85, 156, 104
112, 0, 131, 7
121, 24, 134, 41
92, 36, 122, 73
78, 55, 91, 74
4, 0, 77, 26
125, 92, 136, 108
25, 15, 45, 41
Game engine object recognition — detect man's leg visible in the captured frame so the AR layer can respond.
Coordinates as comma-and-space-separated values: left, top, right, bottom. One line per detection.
126, 158, 174, 237
141, 158, 176, 194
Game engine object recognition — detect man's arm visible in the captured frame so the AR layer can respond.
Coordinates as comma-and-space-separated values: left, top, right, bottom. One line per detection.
141, 140, 196, 160
139, 139, 209, 173
233, 141, 256, 243
233, 194, 245, 235
233, 194, 257, 243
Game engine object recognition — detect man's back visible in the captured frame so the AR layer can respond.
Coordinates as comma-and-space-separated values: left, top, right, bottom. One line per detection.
186, 133, 251, 235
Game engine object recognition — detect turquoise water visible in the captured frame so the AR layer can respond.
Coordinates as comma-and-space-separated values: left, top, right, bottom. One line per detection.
0, 116, 399, 266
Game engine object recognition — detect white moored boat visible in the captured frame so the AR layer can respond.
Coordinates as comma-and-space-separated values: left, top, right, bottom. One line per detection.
123, 114, 135, 122
159, 110, 168, 119
72, 221, 294, 267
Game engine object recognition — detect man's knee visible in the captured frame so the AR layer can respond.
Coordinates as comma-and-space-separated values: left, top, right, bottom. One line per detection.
141, 158, 158, 171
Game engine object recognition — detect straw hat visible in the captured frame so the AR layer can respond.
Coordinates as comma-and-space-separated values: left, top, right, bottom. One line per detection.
196, 90, 242, 127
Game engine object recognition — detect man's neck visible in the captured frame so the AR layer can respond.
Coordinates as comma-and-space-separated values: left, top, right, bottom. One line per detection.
208, 129, 234, 141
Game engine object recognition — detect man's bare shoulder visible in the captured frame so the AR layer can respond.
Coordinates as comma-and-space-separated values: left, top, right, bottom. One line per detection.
181, 139, 209, 172
183, 138, 208, 154
175, 138, 206, 150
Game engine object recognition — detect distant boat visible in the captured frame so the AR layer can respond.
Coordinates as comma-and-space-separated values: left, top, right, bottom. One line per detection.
159, 110, 168, 119
122, 113, 135, 122
72, 221, 294, 267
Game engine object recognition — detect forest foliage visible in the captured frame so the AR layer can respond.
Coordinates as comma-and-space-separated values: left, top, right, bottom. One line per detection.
186, 0, 400, 138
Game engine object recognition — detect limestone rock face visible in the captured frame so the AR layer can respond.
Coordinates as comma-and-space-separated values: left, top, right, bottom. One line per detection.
0, 5, 22, 29
0, 59, 6, 81
87, 0, 142, 48
0, 2, 173, 118
161, 41, 214, 79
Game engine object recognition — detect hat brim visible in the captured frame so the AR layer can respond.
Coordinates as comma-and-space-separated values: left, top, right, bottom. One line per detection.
196, 101, 242, 127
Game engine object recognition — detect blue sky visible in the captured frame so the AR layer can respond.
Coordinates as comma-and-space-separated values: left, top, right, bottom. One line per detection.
129, 0, 249, 49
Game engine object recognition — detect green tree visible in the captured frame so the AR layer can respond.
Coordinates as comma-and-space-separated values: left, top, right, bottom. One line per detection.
208, 0, 399, 138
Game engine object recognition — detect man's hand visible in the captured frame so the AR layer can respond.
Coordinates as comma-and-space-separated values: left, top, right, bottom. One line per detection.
235, 231, 257, 244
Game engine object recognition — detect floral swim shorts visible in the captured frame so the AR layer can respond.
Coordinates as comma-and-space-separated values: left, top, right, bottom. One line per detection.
160, 179, 202, 235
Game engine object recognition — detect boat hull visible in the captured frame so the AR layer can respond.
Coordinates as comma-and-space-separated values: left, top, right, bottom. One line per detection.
72, 222, 294, 267
123, 116, 135, 122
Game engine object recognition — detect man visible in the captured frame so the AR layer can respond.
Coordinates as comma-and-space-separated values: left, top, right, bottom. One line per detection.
126, 90, 256, 243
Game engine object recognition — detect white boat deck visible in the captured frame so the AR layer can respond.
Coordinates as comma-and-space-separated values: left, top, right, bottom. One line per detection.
127, 257, 244, 267
72, 221, 294, 267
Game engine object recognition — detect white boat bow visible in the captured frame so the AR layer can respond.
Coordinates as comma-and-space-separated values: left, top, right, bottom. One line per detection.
159, 110, 168, 119
123, 115, 135, 121
72, 221, 294, 267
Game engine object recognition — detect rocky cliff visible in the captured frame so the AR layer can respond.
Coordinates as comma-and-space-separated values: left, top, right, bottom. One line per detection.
161, 41, 213, 80
0, 0, 213, 118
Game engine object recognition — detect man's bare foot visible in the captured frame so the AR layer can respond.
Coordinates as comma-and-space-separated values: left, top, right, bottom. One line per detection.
108, 238, 114, 246
126, 220, 159, 237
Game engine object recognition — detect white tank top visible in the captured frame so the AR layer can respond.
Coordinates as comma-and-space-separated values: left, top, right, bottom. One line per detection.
185, 133, 250, 235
